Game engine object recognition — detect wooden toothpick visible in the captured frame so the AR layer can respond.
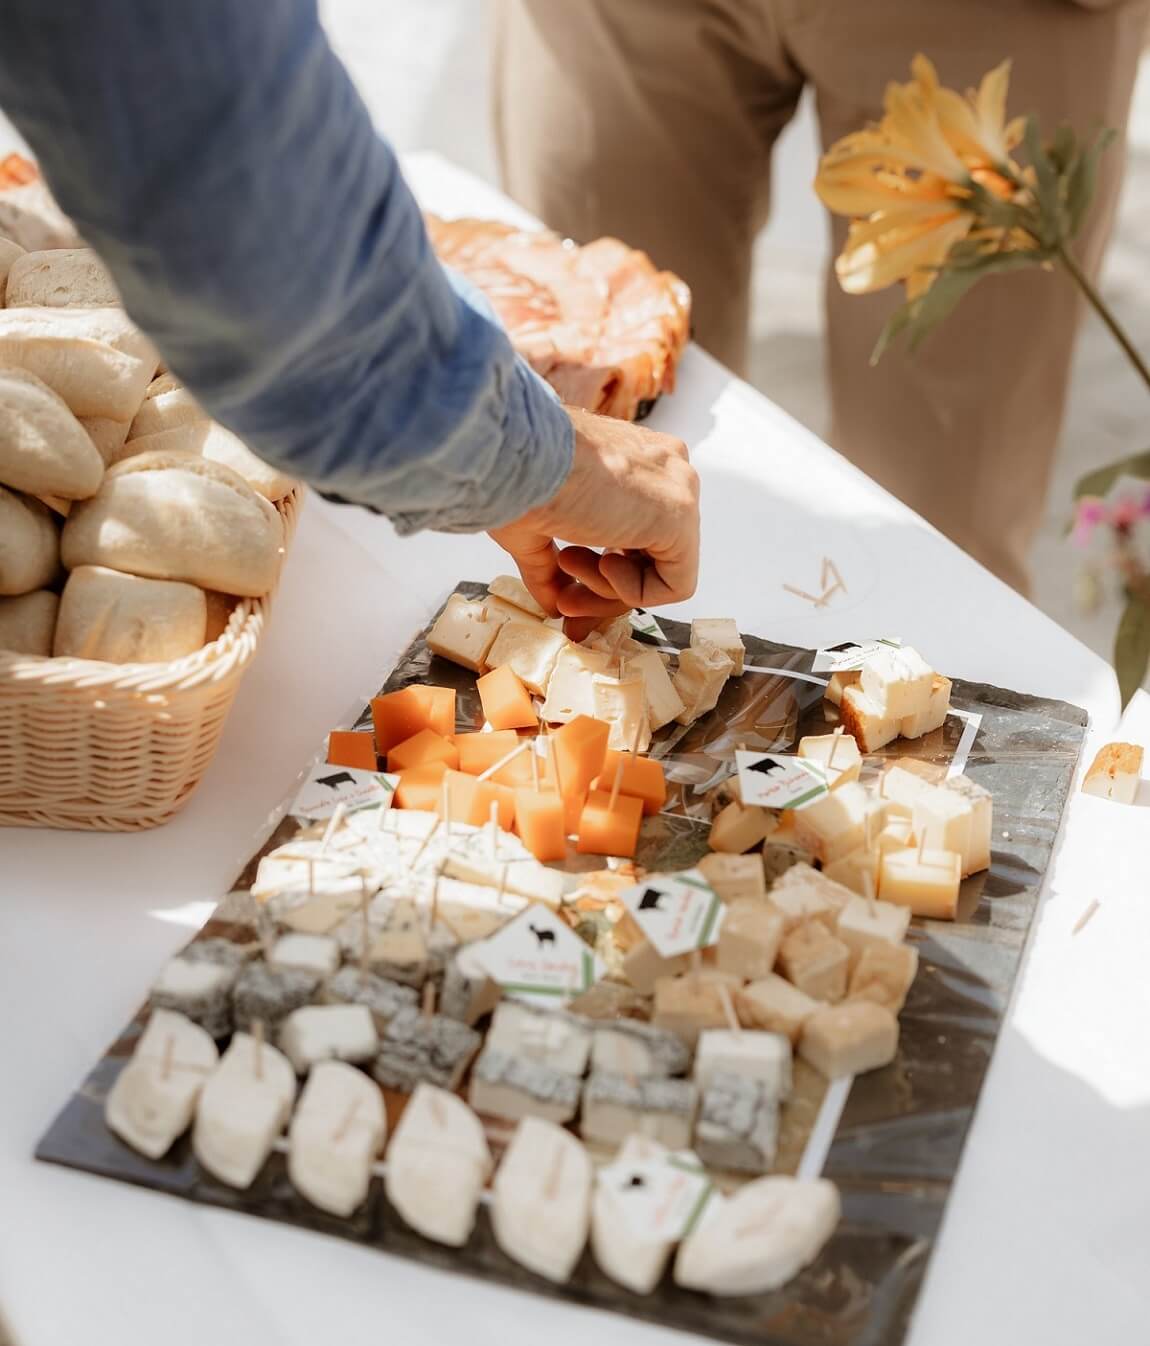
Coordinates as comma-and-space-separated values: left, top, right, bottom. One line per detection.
320, 802, 347, 855
477, 741, 529, 782
544, 1142, 565, 1201
629, 717, 644, 757
548, 733, 565, 800
251, 1019, 265, 1081
782, 583, 825, 608
333, 1097, 360, 1143
306, 858, 316, 897
717, 982, 741, 1035
828, 726, 844, 771
430, 864, 442, 931
496, 861, 509, 908
1072, 898, 1100, 935
161, 1033, 175, 1081
422, 979, 437, 1020
862, 867, 877, 916
530, 741, 540, 792
917, 829, 927, 865
607, 755, 627, 812
359, 876, 372, 979
488, 800, 500, 860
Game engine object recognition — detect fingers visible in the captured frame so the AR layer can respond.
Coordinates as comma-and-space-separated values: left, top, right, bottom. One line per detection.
556, 546, 622, 601
599, 532, 699, 609
555, 580, 631, 618
488, 527, 563, 616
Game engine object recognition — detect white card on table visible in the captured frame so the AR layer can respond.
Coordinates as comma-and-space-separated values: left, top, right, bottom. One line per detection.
811, 636, 901, 674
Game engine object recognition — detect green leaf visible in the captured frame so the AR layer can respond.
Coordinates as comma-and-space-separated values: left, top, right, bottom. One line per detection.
1114, 592, 1150, 708
1065, 126, 1116, 242
1072, 449, 1150, 501
1048, 123, 1077, 175
1023, 114, 1060, 245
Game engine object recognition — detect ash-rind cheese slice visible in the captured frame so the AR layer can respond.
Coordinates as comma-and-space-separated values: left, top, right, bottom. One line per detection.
695, 1071, 780, 1174
192, 1031, 297, 1188
467, 1045, 581, 1125
581, 1072, 699, 1151
287, 1060, 386, 1217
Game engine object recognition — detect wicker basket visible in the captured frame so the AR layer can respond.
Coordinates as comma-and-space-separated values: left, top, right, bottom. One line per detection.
0, 488, 301, 832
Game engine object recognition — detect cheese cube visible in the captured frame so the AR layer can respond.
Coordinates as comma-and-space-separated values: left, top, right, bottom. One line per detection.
487, 1001, 592, 1076
552, 714, 609, 799
577, 789, 643, 857
767, 862, 853, 930
485, 621, 569, 695
326, 730, 378, 771
368, 900, 428, 986
321, 966, 418, 1029
438, 769, 505, 829
821, 846, 880, 899
386, 728, 459, 774
371, 685, 455, 754
468, 1046, 581, 1125
1081, 741, 1144, 805
515, 787, 567, 861
484, 594, 544, 626
427, 593, 506, 672
777, 922, 849, 1001
879, 763, 935, 818
488, 574, 548, 619
592, 674, 651, 753
695, 1072, 780, 1174
761, 838, 817, 885
151, 955, 237, 1039
887, 757, 948, 786
911, 783, 972, 858
278, 1004, 379, 1074
586, 613, 634, 653
232, 963, 319, 1032
694, 1027, 791, 1096
394, 761, 448, 811
622, 938, 689, 995
716, 899, 786, 980
590, 1021, 692, 1078
691, 618, 745, 676
942, 774, 993, 874
540, 644, 610, 723
624, 646, 685, 730
697, 852, 766, 903
581, 1073, 698, 1150
592, 751, 666, 816
900, 674, 951, 739
476, 664, 538, 730
798, 732, 861, 788
791, 782, 880, 865
287, 1060, 386, 1217
840, 684, 900, 753
440, 949, 502, 1025
652, 970, 744, 1048
799, 1001, 898, 1078
860, 645, 934, 718
269, 933, 340, 978
847, 941, 919, 1013
455, 729, 520, 776
879, 847, 961, 919
709, 799, 776, 853
735, 975, 823, 1044
193, 1032, 297, 1188
373, 1009, 481, 1092
825, 669, 860, 706
673, 643, 734, 726
877, 816, 914, 852
835, 894, 911, 968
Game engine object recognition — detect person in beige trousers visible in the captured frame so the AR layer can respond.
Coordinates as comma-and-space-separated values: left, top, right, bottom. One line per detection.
493, 0, 1149, 594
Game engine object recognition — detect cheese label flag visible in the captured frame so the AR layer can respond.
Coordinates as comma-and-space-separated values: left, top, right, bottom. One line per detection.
291, 760, 399, 822
811, 636, 901, 674
629, 608, 668, 641
735, 750, 828, 810
473, 905, 604, 1007
621, 870, 724, 958
600, 1150, 717, 1242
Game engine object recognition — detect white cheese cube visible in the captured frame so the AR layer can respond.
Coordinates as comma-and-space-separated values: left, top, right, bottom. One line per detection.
879, 847, 961, 919
585, 613, 635, 653
799, 1001, 898, 1078
716, 899, 786, 980
791, 782, 879, 865
879, 763, 935, 818
847, 941, 919, 1013
673, 643, 734, 725
591, 1135, 675, 1295
694, 1027, 791, 1096
105, 1010, 218, 1160
911, 783, 973, 860
767, 861, 853, 930
840, 684, 900, 753
487, 1001, 592, 1076
488, 574, 548, 619
777, 922, 850, 1002
484, 594, 543, 626
592, 674, 651, 752
269, 933, 340, 978
492, 1117, 592, 1283
193, 1032, 297, 1188
485, 620, 569, 694
691, 618, 745, 676
278, 1004, 379, 1074
427, 593, 507, 672
697, 852, 766, 903
675, 1176, 840, 1296
835, 894, 911, 968
287, 1060, 386, 1217
860, 645, 934, 718
622, 938, 690, 995
624, 646, 685, 730
798, 732, 861, 788
1081, 741, 1144, 805
735, 974, 823, 1044
825, 669, 860, 707
386, 1083, 492, 1246
820, 846, 881, 899
942, 774, 993, 874
900, 674, 951, 738
709, 799, 776, 854
540, 644, 610, 723
150, 956, 236, 1039
877, 816, 914, 852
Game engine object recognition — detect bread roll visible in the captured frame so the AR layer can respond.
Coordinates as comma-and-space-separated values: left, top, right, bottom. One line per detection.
123, 421, 294, 501
54, 565, 208, 663
5, 247, 120, 308
0, 237, 25, 299
0, 179, 83, 251
3, 305, 158, 364
61, 450, 284, 597
79, 416, 131, 466
128, 376, 206, 440
0, 486, 59, 595
0, 589, 58, 655
0, 367, 105, 498
0, 317, 155, 420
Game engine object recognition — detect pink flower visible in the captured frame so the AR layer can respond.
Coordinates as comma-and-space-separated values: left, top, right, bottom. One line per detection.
1072, 497, 1108, 548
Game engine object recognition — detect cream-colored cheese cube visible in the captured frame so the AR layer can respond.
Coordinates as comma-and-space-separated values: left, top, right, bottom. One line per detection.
900, 674, 951, 738
709, 799, 776, 854
278, 1004, 379, 1074
847, 941, 919, 1013
717, 899, 786, 980
911, 784, 972, 861
624, 646, 686, 730
487, 1001, 592, 1076
1081, 741, 1144, 805
879, 847, 961, 919
777, 922, 849, 1002
691, 618, 745, 677
652, 970, 744, 1048
860, 646, 934, 719
591, 1135, 675, 1295
697, 852, 766, 903
835, 894, 911, 968
269, 933, 340, 978
488, 574, 548, 619
799, 1001, 898, 1078
942, 774, 993, 874
735, 974, 823, 1044
840, 684, 901, 753
540, 644, 611, 723
825, 669, 860, 707
622, 938, 690, 996
592, 674, 651, 752
485, 620, 569, 694
483, 594, 543, 626
694, 1027, 791, 1095
798, 731, 861, 788
673, 643, 734, 725
427, 593, 507, 672
877, 815, 914, 852
791, 782, 880, 865
879, 764, 936, 818
767, 861, 853, 930
820, 846, 880, 899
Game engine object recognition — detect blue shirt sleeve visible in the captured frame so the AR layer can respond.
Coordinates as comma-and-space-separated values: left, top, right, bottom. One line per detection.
0, 0, 573, 534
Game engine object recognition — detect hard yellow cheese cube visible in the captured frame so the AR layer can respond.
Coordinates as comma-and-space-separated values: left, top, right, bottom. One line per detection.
836, 894, 911, 968
879, 847, 961, 919
697, 852, 767, 903
840, 684, 900, 753
942, 775, 993, 874
900, 674, 951, 739
777, 922, 849, 1002
716, 900, 786, 980
799, 1001, 899, 1079
709, 799, 776, 854
860, 646, 934, 719
791, 782, 884, 865
798, 731, 861, 788
847, 942, 919, 1014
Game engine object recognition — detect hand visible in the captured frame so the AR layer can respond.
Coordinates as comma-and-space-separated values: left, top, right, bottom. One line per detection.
489, 406, 699, 636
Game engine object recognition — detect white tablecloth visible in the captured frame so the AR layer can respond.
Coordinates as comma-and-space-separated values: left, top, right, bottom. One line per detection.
1, 155, 1147, 1346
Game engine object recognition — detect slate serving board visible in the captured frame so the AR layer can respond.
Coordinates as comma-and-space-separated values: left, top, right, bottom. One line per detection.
37, 583, 1087, 1346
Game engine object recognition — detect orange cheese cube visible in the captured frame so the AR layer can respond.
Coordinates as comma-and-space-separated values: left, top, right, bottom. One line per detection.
371, 685, 456, 753
592, 751, 667, 816
440, 769, 504, 827
576, 789, 644, 857
456, 730, 522, 776
386, 729, 460, 774
515, 788, 567, 861
489, 781, 518, 831
394, 761, 448, 811
552, 715, 610, 801
326, 730, 378, 771
476, 665, 538, 731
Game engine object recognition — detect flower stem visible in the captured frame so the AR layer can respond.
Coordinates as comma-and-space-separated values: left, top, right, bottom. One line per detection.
1058, 244, 1150, 393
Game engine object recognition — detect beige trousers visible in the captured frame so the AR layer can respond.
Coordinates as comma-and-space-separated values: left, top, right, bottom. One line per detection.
492, 0, 1148, 592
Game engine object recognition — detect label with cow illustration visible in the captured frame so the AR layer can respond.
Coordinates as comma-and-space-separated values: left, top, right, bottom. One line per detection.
620, 870, 725, 958
600, 1149, 716, 1242
811, 635, 901, 674
734, 750, 828, 810
290, 760, 400, 822
472, 904, 605, 1007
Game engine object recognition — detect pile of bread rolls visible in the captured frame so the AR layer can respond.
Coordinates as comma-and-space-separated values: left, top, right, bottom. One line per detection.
0, 167, 293, 666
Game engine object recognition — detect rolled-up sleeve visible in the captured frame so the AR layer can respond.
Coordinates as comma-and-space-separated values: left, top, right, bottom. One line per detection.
0, 0, 573, 533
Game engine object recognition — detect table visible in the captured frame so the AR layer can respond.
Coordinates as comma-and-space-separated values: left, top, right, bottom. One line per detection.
2, 154, 1147, 1346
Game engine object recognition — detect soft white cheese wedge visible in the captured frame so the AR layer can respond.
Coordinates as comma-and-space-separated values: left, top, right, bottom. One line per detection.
269, 933, 341, 977
591, 674, 651, 753
440, 851, 565, 910
694, 1028, 792, 1096
427, 593, 507, 672
673, 643, 734, 726
590, 1135, 675, 1296
105, 1009, 218, 1159
540, 644, 610, 723
900, 673, 951, 738
486, 1001, 592, 1076
278, 1004, 379, 1075
674, 1176, 840, 1296
193, 1031, 297, 1188
859, 646, 934, 719
385, 1083, 493, 1247
492, 1116, 592, 1283
624, 646, 685, 730
691, 618, 745, 676
287, 1060, 386, 1217
485, 621, 569, 694
488, 574, 548, 619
